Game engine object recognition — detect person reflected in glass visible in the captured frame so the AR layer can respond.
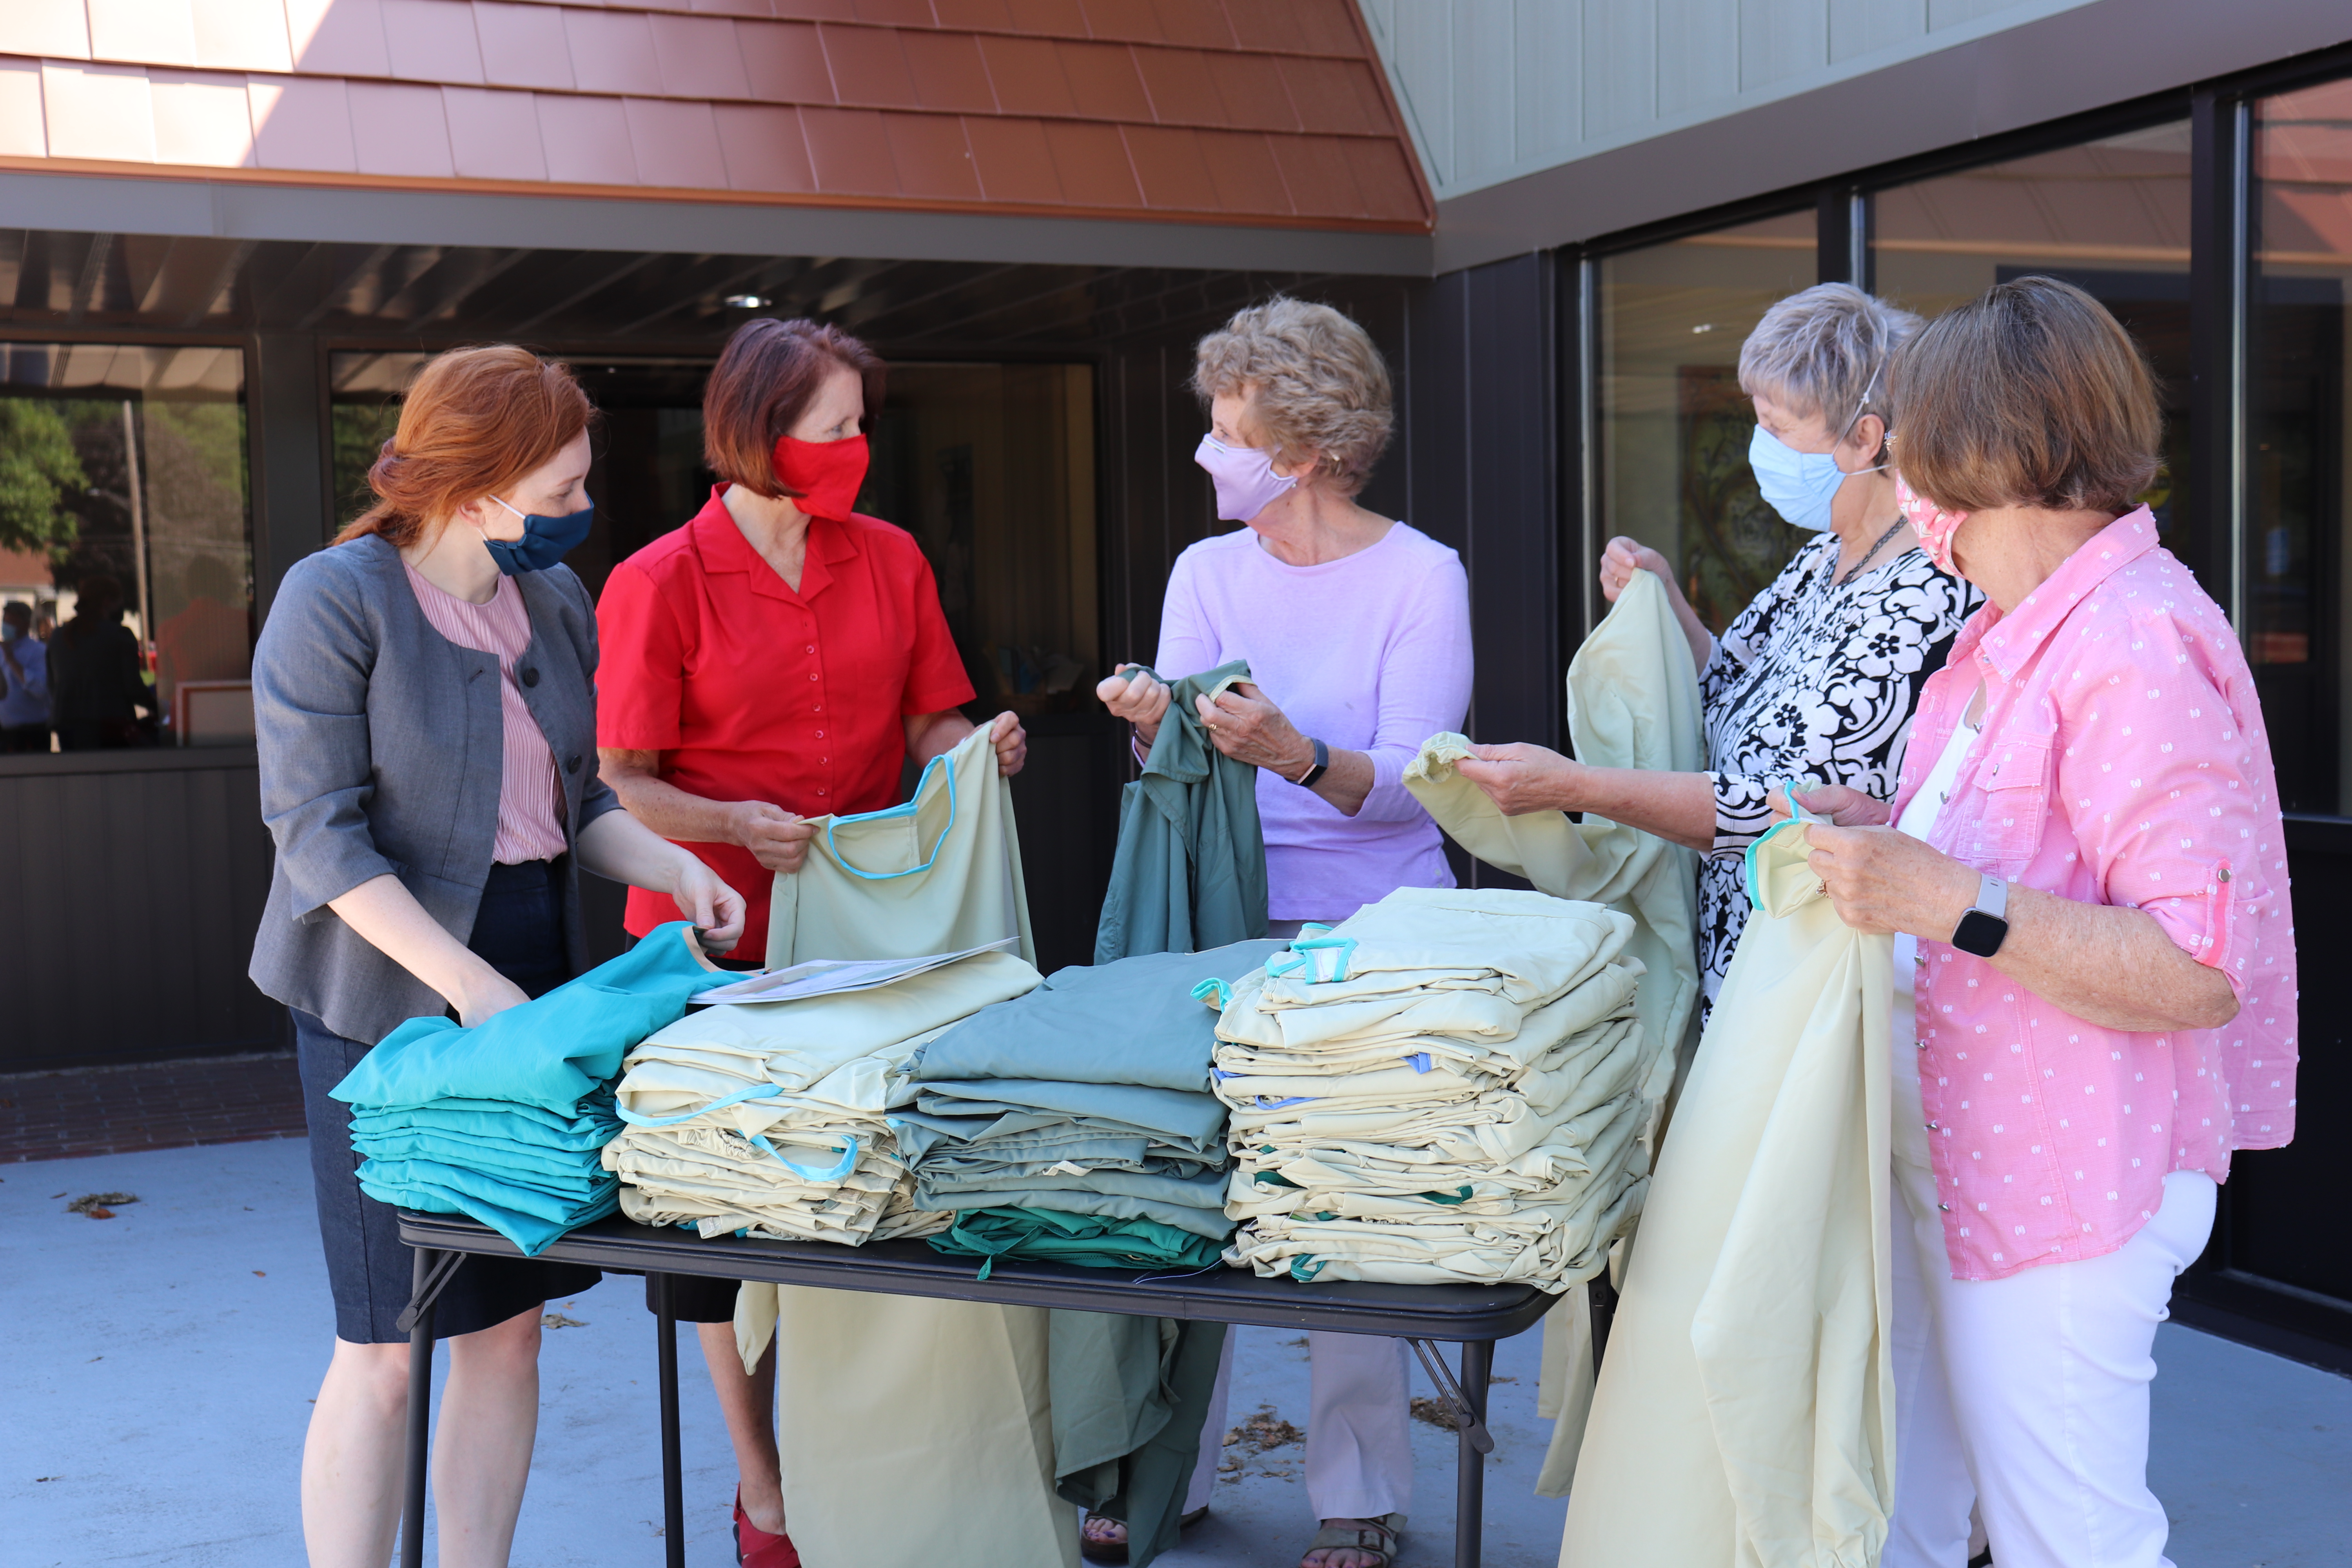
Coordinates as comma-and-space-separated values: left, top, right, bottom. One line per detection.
155, 552, 253, 717
595, 317, 1025, 1568
0, 599, 51, 752
1094, 297, 1473, 1568
47, 573, 150, 749
1453, 283, 1980, 1018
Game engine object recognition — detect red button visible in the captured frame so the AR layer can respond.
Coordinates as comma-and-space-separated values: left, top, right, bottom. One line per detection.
815, 730, 824, 739
813, 706, 822, 713
806, 645, 816, 654
808, 673, 818, 681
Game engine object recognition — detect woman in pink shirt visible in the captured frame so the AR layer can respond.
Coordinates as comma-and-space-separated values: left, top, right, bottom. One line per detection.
1803, 278, 2297, 1568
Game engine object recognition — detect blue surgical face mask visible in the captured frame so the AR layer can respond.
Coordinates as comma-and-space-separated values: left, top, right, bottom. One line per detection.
1749, 370, 1886, 531
479, 494, 595, 575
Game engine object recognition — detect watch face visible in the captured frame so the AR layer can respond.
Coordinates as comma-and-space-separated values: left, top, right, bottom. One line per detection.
1953, 909, 2008, 959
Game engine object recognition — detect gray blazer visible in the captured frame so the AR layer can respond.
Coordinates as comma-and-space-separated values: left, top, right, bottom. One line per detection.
249, 534, 624, 1044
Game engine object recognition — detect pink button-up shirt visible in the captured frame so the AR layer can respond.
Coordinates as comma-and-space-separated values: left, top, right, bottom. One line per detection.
1895, 509, 2297, 1280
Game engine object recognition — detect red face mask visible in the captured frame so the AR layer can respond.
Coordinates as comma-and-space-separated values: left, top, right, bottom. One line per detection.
771, 433, 869, 523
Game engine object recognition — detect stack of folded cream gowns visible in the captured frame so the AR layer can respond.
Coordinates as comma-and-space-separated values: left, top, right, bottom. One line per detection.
1212, 888, 1670, 1292
599, 948, 1045, 1243
897, 940, 1287, 1273
333, 923, 722, 1256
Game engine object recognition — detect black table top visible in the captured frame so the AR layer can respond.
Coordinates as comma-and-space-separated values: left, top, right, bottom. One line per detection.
397, 1212, 1562, 1342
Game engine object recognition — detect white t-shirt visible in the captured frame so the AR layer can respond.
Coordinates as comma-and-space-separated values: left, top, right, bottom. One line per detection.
1889, 712, 1979, 1169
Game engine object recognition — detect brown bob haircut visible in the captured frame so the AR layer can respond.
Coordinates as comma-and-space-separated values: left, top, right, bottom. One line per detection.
702, 318, 886, 500
334, 345, 595, 550
1887, 276, 2161, 516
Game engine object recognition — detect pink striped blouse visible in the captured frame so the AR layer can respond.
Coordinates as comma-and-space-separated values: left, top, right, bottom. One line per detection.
404, 563, 568, 865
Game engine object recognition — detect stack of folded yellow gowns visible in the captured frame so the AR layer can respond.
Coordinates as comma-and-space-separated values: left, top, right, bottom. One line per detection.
601, 949, 1043, 1243
1212, 887, 1668, 1292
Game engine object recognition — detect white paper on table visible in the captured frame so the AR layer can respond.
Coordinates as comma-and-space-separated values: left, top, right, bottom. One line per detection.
686, 937, 1021, 1006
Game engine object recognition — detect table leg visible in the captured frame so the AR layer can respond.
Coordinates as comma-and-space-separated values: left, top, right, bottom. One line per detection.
401, 1248, 437, 1568
655, 1273, 684, 1568
1452, 1339, 1492, 1568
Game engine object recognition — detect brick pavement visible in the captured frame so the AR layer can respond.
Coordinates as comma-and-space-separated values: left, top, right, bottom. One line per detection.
0, 1052, 308, 1163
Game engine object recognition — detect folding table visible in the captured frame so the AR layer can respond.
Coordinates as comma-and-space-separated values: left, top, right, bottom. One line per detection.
396, 1212, 1616, 1568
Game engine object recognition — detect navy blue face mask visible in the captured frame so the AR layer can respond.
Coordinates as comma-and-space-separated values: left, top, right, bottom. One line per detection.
480, 494, 595, 575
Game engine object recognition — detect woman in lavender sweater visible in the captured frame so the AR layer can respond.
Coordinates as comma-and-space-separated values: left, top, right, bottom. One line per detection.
1091, 298, 1472, 1568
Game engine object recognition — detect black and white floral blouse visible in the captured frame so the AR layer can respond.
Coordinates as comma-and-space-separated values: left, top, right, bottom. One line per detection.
1695, 536, 1982, 1013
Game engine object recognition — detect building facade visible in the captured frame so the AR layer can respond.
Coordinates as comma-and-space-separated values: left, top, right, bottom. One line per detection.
0, 0, 2344, 1364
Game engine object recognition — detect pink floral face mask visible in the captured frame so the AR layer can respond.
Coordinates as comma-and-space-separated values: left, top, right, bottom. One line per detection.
1895, 474, 1969, 575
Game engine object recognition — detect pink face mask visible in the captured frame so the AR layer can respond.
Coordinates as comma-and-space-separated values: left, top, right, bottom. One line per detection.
1195, 434, 1298, 523
1895, 474, 1969, 575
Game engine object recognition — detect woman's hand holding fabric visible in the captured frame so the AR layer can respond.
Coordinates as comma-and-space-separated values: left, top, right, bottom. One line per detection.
1599, 536, 1677, 604
1453, 742, 1585, 816
1096, 666, 1172, 746
986, 710, 1028, 777
1771, 782, 1893, 828
1803, 823, 1978, 937
731, 801, 818, 875
456, 972, 533, 1029
668, 857, 747, 955
1194, 680, 1315, 777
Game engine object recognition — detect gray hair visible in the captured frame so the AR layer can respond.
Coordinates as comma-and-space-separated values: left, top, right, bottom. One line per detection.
1193, 297, 1394, 495
1737, 283, 1922, 436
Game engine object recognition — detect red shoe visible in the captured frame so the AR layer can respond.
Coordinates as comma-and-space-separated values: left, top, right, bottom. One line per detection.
733, 1490, 802, 1568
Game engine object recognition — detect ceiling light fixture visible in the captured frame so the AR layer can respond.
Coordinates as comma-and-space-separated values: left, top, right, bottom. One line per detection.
724, 294, 771, 309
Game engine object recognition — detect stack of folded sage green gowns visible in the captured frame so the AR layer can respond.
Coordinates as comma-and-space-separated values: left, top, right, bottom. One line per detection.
1212, 888, 1670, 1292
600, 949, 1044, 1243
898, 940, 1287, 1274
332, 924, 721, 1256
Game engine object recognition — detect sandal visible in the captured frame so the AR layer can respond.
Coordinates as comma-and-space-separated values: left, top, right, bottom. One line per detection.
733, 1489, 802, 1568
1079, 1506, 1210, 1564
1303, 1513, 1405, 1568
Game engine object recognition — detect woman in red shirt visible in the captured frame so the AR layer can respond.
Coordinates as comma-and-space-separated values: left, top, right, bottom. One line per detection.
596, 317, 1023, 1566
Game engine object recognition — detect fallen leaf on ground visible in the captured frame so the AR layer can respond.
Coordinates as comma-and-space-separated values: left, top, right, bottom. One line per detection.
1232, 1406, 1304, 1453
1410, 1396, 1463, 1431
68, 1192, 138, 1216
541, 1312, 587, 1329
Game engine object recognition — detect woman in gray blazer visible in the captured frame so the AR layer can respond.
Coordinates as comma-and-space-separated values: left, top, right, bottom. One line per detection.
252, 346, 744, 1568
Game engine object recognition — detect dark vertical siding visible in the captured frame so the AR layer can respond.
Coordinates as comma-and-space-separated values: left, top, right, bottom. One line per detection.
0, 753, 279, 1070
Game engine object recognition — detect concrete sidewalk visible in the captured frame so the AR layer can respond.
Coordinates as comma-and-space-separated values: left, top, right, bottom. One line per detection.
4, 1137, 2346, 1567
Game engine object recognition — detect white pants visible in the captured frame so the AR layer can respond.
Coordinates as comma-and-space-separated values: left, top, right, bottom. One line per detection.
1886, 1161, 2216, 1568
1185, 1331, 1415, 1519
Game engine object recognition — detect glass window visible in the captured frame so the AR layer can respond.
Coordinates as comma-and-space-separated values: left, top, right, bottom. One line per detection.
0, 342, 251, 750
1595, 209, 1820, 632
1873, 122, 2199, 571
2251, 77, 2352, 817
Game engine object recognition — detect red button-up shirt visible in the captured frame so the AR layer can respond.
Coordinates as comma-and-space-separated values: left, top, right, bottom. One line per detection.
1895, 510, 2297, 1279
595, 488, 975, 958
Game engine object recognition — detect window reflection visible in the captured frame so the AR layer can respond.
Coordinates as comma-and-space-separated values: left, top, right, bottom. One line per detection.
1596, 210, 1819, 632
1874, 122, 2198, 570
2252, 77, 2352, 814
0, 343, 251, 750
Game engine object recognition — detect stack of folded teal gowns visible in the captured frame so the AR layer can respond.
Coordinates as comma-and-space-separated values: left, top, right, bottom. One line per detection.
331, 924, 720, 1256
601, 950, 1044, 1243
900, 940, 1286, 1275
1212, 889, 1671, 1292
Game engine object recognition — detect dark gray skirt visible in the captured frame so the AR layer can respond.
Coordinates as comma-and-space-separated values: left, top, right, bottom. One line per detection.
297, 859, 602, 1343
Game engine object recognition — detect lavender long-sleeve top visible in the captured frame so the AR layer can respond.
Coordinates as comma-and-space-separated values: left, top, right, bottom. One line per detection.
1153, 522, 1474, 922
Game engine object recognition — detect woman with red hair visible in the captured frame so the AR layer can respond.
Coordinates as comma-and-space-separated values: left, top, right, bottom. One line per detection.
252, 345, 745, 1568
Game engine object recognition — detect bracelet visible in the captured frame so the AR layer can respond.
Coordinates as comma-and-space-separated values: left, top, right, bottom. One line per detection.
1292, 737, 1329, 789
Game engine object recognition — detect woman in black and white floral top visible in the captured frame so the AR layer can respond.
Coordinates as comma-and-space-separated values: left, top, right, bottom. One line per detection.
1455, 284, 1980, 1016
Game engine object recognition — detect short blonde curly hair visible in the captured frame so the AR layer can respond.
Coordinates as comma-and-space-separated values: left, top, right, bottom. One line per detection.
1192, 297, 1393, 495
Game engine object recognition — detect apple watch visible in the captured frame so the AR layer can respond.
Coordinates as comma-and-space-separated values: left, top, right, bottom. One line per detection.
1951, 872, 2010, 958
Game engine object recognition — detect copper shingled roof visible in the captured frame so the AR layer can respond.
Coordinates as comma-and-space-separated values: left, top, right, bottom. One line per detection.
0, 0, 1433, 232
